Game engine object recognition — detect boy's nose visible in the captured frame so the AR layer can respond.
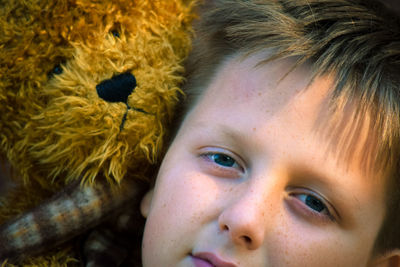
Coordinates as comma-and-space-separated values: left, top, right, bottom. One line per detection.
218, 189, 268, 250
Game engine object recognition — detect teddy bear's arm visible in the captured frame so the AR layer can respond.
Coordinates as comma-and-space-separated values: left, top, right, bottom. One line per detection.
0, 179, 141, 263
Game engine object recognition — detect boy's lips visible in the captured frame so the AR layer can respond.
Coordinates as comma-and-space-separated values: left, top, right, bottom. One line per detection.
191, 252, 237, 267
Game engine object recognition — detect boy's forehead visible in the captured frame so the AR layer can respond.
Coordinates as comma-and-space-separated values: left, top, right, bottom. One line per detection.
211, 52, 315, 113
199, 52, 384, 180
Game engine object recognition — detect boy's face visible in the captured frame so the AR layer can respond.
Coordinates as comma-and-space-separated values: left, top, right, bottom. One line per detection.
141, 53, 387, 267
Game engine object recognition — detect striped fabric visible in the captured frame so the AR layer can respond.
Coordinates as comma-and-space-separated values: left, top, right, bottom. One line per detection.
0, 179, 145, 265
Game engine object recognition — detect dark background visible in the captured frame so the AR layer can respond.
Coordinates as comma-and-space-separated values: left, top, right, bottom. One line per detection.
380, 0, 400, 14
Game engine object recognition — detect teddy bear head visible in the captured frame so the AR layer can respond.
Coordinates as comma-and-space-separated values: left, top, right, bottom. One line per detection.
0, 0, 194, 189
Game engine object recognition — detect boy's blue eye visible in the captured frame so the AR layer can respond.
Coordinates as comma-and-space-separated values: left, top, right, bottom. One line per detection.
210, 153, 236, 167
298, 194, 326, 213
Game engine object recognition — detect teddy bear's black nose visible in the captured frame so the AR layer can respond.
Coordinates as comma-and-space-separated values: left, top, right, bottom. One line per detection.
96, 72, 136, 104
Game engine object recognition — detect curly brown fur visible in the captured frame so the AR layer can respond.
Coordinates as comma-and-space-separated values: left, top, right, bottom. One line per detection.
0, 0, 195, 187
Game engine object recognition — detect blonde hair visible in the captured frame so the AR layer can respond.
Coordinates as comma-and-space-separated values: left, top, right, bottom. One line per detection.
179, 0, 400, 253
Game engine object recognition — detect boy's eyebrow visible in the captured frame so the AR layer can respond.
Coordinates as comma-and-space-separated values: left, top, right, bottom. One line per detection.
210, 123, 258, 150
217, 124, 245, 141
190, 121, 247, 144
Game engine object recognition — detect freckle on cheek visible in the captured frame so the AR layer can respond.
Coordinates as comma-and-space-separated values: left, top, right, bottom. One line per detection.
190, 210, 204, 224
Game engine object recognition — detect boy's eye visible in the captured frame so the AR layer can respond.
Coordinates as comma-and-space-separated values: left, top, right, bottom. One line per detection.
297, 194, 326, 213
288, 191, 337, 223
209, 153, 236, 167
204, 152, 244, 172
199, 149, 245, 178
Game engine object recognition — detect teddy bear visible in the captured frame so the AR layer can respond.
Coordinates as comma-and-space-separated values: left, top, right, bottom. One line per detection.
0, 0, 196, 265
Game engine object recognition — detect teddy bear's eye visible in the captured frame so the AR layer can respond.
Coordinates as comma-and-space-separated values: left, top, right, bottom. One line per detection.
52, 64, 63, 75
111, 30, 120, 38
110, 22, 122, 38
48, 63, 64, 77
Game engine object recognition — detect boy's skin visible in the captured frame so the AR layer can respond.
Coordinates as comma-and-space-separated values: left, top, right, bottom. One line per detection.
140, 52, 400, 266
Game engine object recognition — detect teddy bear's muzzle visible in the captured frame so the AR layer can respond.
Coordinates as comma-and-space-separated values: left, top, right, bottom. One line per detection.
96, 72, 136, 105
96, 72, 149, 131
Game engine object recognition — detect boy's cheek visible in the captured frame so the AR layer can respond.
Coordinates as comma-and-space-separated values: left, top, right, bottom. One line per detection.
263, 226, 355, 267
144, 162, 221, 232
